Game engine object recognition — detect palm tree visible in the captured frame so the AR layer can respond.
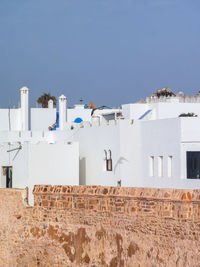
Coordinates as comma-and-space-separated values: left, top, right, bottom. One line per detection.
37, 93, 57, 108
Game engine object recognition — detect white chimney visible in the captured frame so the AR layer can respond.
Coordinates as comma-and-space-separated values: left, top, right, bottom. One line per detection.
59, 94, 67, 130
48, 99, 54, 109
20, 86, 29, 131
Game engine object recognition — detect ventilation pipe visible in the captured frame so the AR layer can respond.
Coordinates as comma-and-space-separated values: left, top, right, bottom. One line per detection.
20, 86, 29, 131
59, 94, 67, 130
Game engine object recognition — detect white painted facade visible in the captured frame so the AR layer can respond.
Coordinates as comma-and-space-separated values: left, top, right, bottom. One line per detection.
0, 137, 79, 204
122, 94, 200, 121
74, 92, 200, 189
67, 105, 121, 126
0, 88, 81, 204
31, 108, 57, 131
0, 87, 200, 205
28, 141, 79, 203
75, 117, 200, 189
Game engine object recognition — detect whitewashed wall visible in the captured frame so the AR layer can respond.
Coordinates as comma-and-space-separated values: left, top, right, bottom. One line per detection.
28, 141, 79, 203
122, 104, 147, 120
119, 120, 142, 187
140, 118, 181, 180
0, 109, 21, 131
67, 106, 91, 123
74, 120, 143, 187
152, 102, 200, 120
122, 102, 200, 121
75, 118, 200, 189
180, 117, 200, 179
31, 108, 57, 131
74, 122, 120, 186
0, 140, 79, 205
67, 107, 121, 124
0, 142, 29, 188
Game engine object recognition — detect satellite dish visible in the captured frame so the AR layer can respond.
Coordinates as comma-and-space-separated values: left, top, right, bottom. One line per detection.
74, 117, 83, 123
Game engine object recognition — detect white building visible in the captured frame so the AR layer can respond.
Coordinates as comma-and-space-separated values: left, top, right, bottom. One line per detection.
0, 87, 79, 203
0, 87, 121, 203
75, 89, 200, 189
0, 87, 200, 204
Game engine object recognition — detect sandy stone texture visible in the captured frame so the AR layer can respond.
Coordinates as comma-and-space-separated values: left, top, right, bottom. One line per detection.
0, 185, 199, 266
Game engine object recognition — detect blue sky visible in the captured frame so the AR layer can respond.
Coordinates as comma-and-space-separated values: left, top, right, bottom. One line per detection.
0, 0, 200, 108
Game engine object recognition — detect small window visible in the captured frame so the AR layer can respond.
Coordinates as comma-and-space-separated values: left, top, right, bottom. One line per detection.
106, 159, 112, 171
149, 156, 154, 177
104, 149, 112, 171
158, 156, 163, 177
168, 156, 172, 177
106, 150, 112, 171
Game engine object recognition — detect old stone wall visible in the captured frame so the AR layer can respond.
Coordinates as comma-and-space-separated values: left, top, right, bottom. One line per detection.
0, 185, 200, 266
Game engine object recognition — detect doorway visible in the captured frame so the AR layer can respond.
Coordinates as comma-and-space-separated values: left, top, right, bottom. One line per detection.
187, 152, 200, 179
2, 166, 13, 188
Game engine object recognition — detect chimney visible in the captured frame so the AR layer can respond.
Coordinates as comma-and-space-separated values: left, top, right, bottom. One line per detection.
59, 94, 67, 130
20, 86, 29, 131
48, 99, 54, 109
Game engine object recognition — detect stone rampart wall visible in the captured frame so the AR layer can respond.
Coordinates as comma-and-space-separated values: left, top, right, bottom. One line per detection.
0, 185, 200, 266
33, 185, 200, 221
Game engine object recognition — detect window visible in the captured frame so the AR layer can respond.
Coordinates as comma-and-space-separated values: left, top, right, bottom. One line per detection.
106, 158, 112, 171
168, 156, 172, 177
158, 156, 163, 177
104, 150, 112, 171
187, 152, 200, 179
149, 156, 154, 177
106, 150, 112, 171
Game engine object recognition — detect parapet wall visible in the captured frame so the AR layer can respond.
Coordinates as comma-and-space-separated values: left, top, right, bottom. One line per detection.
72, 118, 134, 129
146, 95, 200, 103
33, 185, 200, 221
0, 185, 200, 266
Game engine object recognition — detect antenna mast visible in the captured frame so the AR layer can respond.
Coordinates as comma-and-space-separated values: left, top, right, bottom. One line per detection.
8, 99, 11, 131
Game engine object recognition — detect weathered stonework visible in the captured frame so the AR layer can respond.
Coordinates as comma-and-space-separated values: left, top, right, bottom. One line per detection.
0, 185, 200, 266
